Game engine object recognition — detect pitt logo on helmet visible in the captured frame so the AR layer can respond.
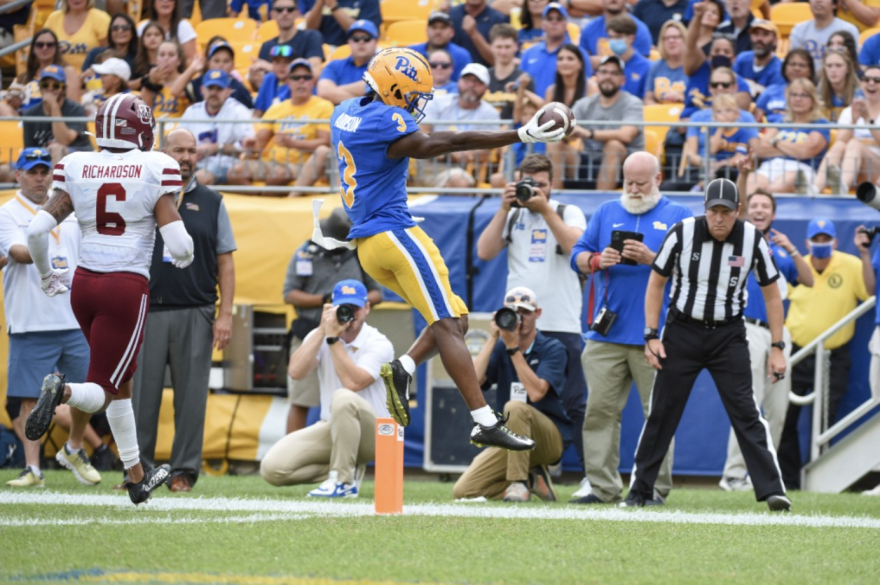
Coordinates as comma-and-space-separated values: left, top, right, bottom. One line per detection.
393, 56, 418, 81
363, 48, 434, 123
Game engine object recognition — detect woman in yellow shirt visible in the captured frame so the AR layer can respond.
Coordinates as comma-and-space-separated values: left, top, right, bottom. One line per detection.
44, 0, 111, 72
139, 40, 193, 120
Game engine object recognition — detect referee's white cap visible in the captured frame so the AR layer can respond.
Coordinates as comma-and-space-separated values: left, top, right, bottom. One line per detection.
704, 178, 739, 211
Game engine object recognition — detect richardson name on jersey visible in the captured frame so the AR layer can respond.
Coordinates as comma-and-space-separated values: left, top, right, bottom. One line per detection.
81, 164, 143, 180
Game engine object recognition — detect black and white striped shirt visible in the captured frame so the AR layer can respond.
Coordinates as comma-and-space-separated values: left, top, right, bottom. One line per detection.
652, 216, 779, 322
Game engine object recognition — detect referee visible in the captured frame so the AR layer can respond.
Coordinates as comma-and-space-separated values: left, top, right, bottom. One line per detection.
624, 179, 791, 512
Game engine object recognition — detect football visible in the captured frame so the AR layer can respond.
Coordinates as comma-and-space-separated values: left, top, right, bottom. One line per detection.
538, 101, 576, 137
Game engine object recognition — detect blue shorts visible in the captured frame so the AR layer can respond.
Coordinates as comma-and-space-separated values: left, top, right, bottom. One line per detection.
7, 329, 90, 399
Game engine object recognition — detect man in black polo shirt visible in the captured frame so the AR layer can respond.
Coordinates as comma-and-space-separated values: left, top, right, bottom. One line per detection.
250, 0, 325, 93
624, 178, 791, 512
131, 129, 237, 493
452, 287, 572, 503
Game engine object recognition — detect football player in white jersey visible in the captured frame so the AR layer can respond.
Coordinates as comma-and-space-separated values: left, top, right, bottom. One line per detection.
24, 94, 195, 505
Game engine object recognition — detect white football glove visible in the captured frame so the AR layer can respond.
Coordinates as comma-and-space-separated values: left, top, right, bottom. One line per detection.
40, 269, 69, 297
518, 105, 567, 144
171, 253, 194, 269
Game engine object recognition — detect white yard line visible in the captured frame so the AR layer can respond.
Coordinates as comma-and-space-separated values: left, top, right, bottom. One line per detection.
0, 513, 303, 527
2, 491, 880, 530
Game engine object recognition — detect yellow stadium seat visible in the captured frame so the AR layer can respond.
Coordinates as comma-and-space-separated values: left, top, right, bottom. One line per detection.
644, 129, 663, 160
567, 22, 581, 46
643, 103, 684, 144
384, 20, 428, 45
776, 36, 790, 59
770, 3, 813, 38
231, 42, 260, 70
381, 0, 433, 24
256, 19, 280, 43
649, 48, 661, 61
196, 18, 258, 45
861, 27, 880, 46
0, 121, 24, 165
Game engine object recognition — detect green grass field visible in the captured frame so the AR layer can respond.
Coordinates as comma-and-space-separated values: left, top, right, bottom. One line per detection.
2, 469, 879, 585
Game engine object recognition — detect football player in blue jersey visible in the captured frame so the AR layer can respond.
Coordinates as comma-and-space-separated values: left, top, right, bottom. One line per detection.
329, 47, 569, 452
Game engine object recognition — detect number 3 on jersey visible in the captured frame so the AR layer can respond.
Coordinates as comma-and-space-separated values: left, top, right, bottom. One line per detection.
97, 183, 127, 235
337, 140, 357, 208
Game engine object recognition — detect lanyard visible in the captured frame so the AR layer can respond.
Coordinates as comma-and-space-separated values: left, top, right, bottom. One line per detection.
15, 194, 59, 244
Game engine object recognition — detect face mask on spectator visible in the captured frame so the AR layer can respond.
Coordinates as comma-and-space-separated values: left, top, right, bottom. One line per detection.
711, 55, 732, 69
608, 39, 627, 56
809, 242, 833, 259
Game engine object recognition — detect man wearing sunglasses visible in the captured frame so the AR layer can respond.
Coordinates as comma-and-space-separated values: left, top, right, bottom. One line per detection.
303, 0, 382, 48
0, 148, 95, 489
252, 0, 325, 92
409, 11, 473, 83
22, 66, 92, 163
317, 20, 378, 105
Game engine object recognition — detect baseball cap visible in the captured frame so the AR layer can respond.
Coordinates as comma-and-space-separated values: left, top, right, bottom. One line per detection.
92, 57, 131, 82
542, 2, 569, 19
16, 148, 52, 171
332, 279, 369, 307
202, 69, 230, 89
40, 65, 66, 84
348, 19, 378, 39
209, 42, 235, 59
599, 55, 625, 72
504, 286, 538, 312
704, 178, 739, 211
460, 63, 490, 85
289, 58, 313, 74
807, 219, 836, 239
428, 11, 453, 26
750, 19, 779, 36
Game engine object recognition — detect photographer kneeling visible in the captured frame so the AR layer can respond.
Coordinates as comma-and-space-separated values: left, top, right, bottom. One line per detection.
452, 287, 573, 503
260, 280, 394, 498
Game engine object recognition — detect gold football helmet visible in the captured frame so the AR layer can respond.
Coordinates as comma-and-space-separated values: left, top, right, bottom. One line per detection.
363, 47, 434, 123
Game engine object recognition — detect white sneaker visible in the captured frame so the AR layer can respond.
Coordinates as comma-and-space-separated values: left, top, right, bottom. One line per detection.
719, 475, 753, 492
307, 471, 358, 498
571, 476, 592, 499
56, 444, 101, 485
862, 483, 880, 496
502, 481, 530, 502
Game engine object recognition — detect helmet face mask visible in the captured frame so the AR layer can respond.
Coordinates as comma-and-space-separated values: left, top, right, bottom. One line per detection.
95, 94, 156, 152
363, 48, 434, 123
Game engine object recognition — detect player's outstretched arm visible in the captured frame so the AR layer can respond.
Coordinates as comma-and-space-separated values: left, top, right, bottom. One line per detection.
155, 193, 195, 269
26, 189, 74, 296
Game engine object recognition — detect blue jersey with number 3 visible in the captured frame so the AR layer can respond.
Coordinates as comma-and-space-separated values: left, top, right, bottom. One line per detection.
331, 97, 420, 240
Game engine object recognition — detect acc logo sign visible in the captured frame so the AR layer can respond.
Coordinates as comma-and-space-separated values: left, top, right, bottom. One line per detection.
378, 424, 394, 436
136, 104, 153, 125
394, 56, 418, 81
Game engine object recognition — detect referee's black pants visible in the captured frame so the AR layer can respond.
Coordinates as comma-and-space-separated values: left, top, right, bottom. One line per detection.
629, 317, 786, 502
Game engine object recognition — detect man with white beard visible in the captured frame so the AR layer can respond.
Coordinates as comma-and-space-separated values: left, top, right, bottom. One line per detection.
568, 152, 693, 505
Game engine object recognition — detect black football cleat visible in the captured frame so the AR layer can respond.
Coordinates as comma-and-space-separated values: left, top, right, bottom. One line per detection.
767, 494, 792, 512
470, 413, 536, 451
25, 374, 65, 441
381, 360, 412, 427
127, 464, 171, 505
619, 491, 647, 508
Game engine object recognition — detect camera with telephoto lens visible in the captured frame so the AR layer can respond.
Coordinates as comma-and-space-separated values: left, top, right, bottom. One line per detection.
857, 182, 880, 211
512, 177, 539, 207
494, 307, 521, 331
336, 304, 355, 324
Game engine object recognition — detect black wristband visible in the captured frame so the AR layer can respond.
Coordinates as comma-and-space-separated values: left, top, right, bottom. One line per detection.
506, 346, 520, 356
142, 79, 163, 92
322, 293, 333, 304
326, 336, 340, 345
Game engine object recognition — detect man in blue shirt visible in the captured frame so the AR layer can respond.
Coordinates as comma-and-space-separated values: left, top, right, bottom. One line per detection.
409, 11, 473, 82
580, 0, 653, 69
607, 15, 652, 99
301, 0, 382, 48
633, 0, 689, 44
733, 20, 785, 98
521, 3, 592, 98
569, 152, 692, 505
859, 31, 880, 66
453, 287, 573, 503
317, 20, 377, 105
450, 0, 509, 67
714, 0, 755, 54
720, 180, 814, 492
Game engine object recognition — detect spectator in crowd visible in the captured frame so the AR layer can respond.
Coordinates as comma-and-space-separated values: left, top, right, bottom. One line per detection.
569, 152, 692, 505
453, 287, 573, 502
409, 11, 473, 82
254, 45, 297, 117
451, 0, 510, 66
81, 12, 137, 79
497, 84, 546, 176
0, 148, 96, 489
181, 41, 254, 109
182, 0, 227, 20
755, 49, 815, 123
858, 25, 880, 66
138, 0, 198, 63
686, 0, 724, 58
477, 154, 588, 471
552, 56, 644, 190
519, 0, 550, 44
780, 219, 869, 490
828, 30, 860, 67
815, 65, 880, 195
132, 128, 237, 494
282, 210, 383, 433
717, 171, 814, 492
139, 40, 193, 119
434, 167, 478, 192
606, 15, 652, 100
644, 21, 687, 105
545, 44, 589, 106
15, 30, 80, 110
836, 0, 880, 32
131, 21, 164, 91
633, 0, 689, 45
487, 25, 536, 120
230, 59, 334, 191
733, 19, 784, 98
229, 0, 272, 21
23, 67, 92, 161
317, 20, 377, 105
179, 70, 255, 185
748, 78, 830, 194
521, 3, 591, 102
714, 0, 755, 54
261, 280, 394, 498
817, 50, 860, 122
45, 0, 110, 72
681, 37, 752, 119
428, 49, 458, 95
303, 0, 381, 48
0, 0, 30, 53
580, 0, 652, 69
790, 0, 861, 73
252, 0, 324, 92
0, 81, 25, 118
85, 57, 131, 114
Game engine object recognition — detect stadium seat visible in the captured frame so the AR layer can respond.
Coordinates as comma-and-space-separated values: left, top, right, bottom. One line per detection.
776, 36, 790, 59
255, 19, 279, 43
380, 0, 433, 24
127, 0, 143, 24
0, 121, 24, 166
770, 3, 813, 38
649, 48, 661, 61
643, 103, 684, 144
196, 18, 258, 46
231, 42, 260, 72
644, 129, 663, 160
567, 22, 580, 46
861, 27, 880, 46
384, 20, 428, 45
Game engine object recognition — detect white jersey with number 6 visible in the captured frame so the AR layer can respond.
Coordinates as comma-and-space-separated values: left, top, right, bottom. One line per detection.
51, 149, 183, 279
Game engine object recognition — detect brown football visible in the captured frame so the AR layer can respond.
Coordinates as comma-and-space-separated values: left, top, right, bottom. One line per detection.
538, 101, 575, 136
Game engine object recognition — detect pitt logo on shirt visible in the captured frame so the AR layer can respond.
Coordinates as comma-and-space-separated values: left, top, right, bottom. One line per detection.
394, 56, 418, 81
